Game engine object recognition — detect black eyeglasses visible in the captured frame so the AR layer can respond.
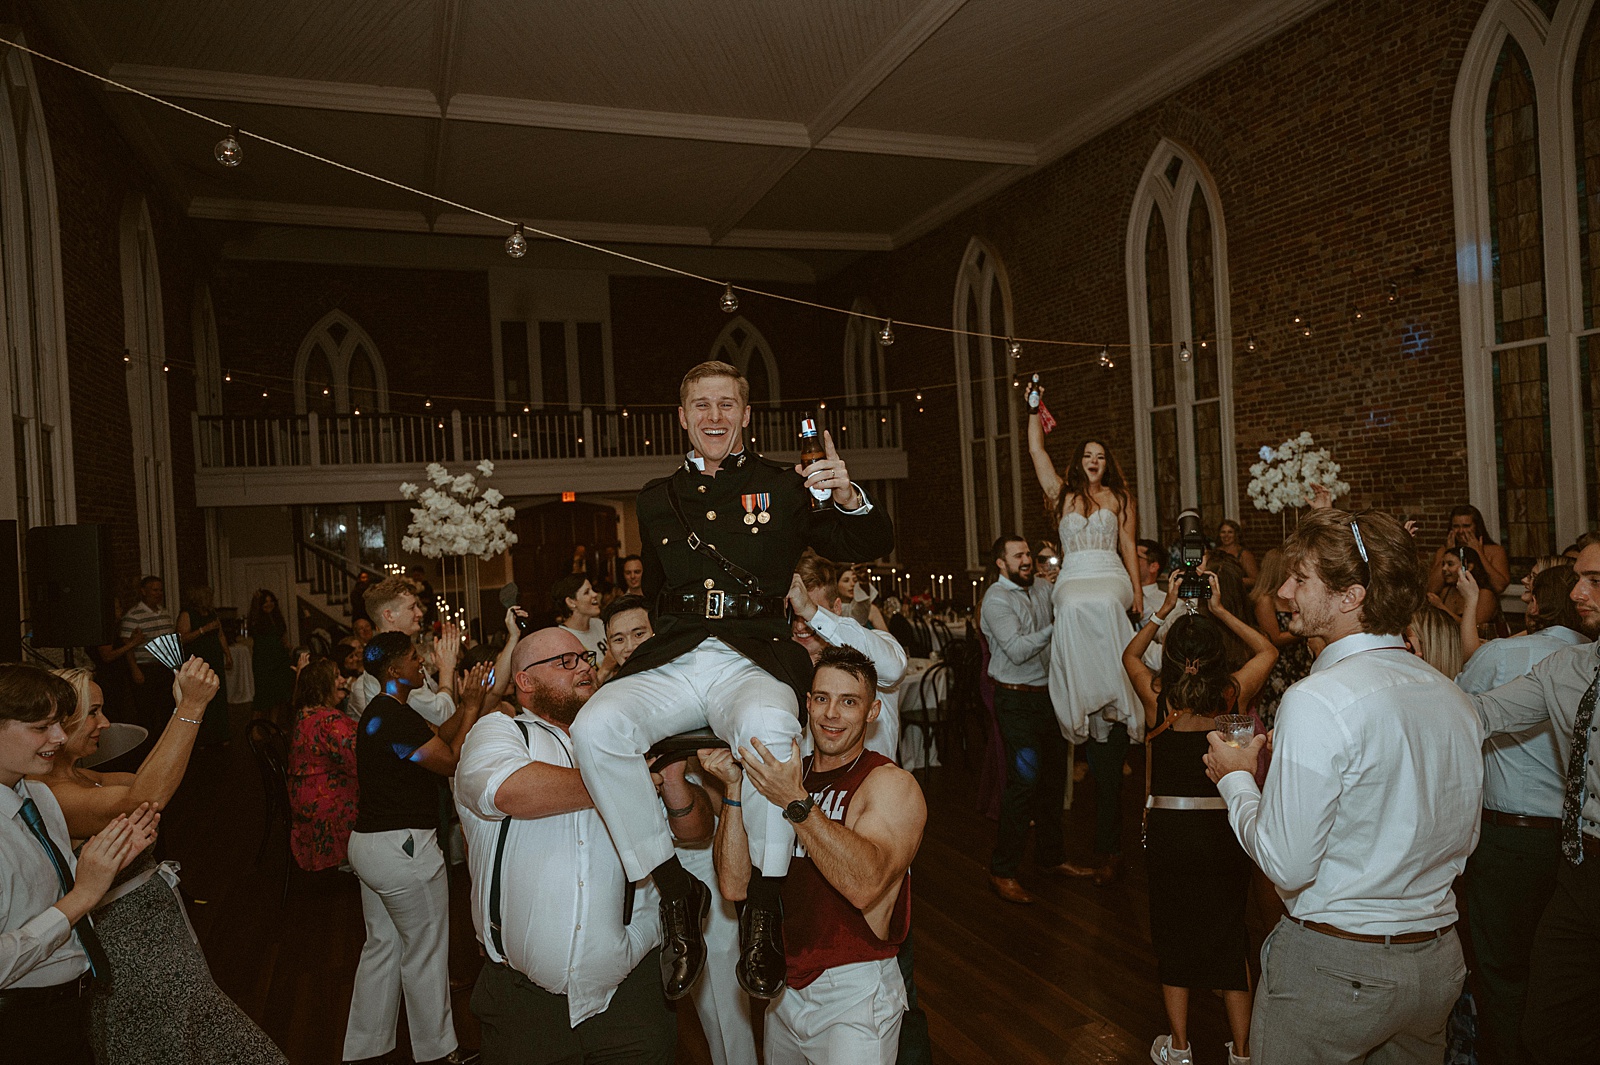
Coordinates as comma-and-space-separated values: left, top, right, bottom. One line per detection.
1350, 520, 1372, 585
525, 650, 597, 671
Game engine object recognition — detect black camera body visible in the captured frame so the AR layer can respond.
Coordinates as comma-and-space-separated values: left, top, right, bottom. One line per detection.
1175, 508, 1211, 600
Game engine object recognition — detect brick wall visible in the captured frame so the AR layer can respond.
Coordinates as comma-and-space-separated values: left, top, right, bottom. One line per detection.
821, 0, 1481, 580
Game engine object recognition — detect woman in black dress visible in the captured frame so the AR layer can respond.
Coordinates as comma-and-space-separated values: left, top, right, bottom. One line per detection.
247, 590, 294, 722
1123, 571, 1278, 1065
176, 585, 231, 747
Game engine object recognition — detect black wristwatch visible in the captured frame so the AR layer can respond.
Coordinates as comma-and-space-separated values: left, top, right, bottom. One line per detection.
783, 796, 815, 824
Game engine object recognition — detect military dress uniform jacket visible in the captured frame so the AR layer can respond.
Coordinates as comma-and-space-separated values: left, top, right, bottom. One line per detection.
615, 450, 895, 704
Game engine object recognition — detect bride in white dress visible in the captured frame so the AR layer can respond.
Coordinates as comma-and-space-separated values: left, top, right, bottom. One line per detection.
1024, 385, 1145, 746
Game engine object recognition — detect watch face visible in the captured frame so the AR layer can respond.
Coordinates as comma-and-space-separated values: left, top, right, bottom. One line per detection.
785, 798, 813, 823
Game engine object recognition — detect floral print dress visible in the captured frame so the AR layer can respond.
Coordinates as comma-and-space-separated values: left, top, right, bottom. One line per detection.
287, 706, 359, 870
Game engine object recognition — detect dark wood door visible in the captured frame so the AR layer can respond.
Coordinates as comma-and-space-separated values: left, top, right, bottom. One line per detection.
510, 501, 619, 616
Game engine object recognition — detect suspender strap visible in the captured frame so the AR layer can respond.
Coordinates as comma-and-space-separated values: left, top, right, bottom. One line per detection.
488, 720, 530, 959
664, 480, 761, 591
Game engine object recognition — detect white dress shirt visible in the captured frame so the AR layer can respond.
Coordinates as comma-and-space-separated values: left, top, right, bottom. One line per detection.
980, 576, 1053, 687
1455, 626, 1586, 819
1217, 632, 1484, 935
455, 711, 661, 1026
806, 607, 909, 761
348, 668, 455, 727
1, 780, 90, 988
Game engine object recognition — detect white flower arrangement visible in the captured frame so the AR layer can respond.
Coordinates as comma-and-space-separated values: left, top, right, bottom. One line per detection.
399, 460, 518, 560
1246, 431, 1351, 514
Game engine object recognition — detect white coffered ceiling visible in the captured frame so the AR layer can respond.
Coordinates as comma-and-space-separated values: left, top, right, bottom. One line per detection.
30, 0, 1332, 260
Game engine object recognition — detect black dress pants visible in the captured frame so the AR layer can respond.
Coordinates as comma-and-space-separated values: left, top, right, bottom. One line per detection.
1520, 852, 1600, 1063
990, 688, 1068, 878
0, 983, 92, 1065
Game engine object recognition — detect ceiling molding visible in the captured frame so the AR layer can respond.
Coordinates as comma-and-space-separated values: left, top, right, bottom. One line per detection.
1032, 0, 1338, 163
818, 127, 1035, 166
446, 94, 811, 148
108, 63, 439, 117
718, 229, 895, 252
187, 197, 433, 231
890, 164, 1033, 248
431, 211, 713, 247
707, 0, 971, 241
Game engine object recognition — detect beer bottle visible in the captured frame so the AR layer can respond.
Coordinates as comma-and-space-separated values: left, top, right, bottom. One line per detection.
799, 417, 831, 510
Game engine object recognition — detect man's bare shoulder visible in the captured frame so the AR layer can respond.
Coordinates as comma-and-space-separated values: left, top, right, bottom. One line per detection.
857, 761, 926, 819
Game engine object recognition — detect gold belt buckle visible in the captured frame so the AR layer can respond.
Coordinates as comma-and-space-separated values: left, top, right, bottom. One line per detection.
705, 589, 726, 619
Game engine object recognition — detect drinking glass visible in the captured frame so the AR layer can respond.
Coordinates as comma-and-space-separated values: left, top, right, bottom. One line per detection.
1215, 714, 1256, 749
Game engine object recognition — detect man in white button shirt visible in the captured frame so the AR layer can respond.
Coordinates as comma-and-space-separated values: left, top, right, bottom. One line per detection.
455, 627, 713, 1064
1203, 509, 1482, 1065
347, 576, 460, 727
1, 665, 157, 1065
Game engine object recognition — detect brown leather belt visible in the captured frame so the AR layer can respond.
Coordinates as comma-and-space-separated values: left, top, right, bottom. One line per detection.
1289, 916, 1448, 945
994, 681, 1048, 692
1482, 809, 1560, 830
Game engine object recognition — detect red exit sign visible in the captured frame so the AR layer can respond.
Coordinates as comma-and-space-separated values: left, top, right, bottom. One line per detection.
561, 491, 576, 503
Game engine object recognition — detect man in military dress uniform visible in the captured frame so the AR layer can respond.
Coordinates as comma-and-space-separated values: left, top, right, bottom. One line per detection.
570, 360, 894, 1004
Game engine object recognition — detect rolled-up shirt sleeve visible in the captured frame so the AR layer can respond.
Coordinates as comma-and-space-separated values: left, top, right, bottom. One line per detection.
1217, 686, 1349, 893
982, 592, 1053, 666
0, 905, 72, 989
808, 609, 908, 687
456, 715, 535, 821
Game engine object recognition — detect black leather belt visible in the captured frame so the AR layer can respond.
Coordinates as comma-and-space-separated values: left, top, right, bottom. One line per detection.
0, 972, 93, 1006
659, 590, 787, 621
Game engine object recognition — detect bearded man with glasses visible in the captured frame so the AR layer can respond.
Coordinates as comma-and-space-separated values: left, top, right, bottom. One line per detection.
1202, 509, 1483, 1065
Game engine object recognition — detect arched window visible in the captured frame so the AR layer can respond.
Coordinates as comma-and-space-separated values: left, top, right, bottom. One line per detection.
843, 299, 887, 405
710, 316, 780, 406
1453, 0, 1597, 565
191, 283, 223, 416
0, 39, 73, 529
953, 239, 1023, 572
293, 310, 389, 414
1127, 141, 1236, 539
119, 195, 179, 586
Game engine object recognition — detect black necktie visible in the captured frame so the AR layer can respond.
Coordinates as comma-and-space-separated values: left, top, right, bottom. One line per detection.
1560, 660, 1599, 866
18, 796, 111, 984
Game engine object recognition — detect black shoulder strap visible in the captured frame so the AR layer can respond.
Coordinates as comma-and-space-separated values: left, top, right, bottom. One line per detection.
664, 478, 760, 591
488, 720, 530, 960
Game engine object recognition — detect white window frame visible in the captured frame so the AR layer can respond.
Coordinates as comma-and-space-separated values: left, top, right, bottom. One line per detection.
0, 34, 75, 528
843, 298, 888, 405
119, 195, 179, 588
293, 309, 389, 414
711, 316, 781, 405
953, 237, 1024, 573
1126, 140, 1238, 538
1452, 0, 1595, 552
488, 268, 615, 412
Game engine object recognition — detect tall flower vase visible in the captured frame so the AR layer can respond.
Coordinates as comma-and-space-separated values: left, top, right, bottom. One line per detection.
437, 554, 481, 639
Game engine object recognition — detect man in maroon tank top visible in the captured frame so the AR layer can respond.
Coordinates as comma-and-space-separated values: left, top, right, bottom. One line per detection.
698, 646, 926, 1065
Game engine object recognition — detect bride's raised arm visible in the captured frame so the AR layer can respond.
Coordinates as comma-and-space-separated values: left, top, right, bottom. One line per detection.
1025, 384, 1062, 505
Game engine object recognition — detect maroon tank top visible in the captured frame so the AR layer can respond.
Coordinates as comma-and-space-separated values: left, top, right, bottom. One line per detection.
782, 749, 911, 990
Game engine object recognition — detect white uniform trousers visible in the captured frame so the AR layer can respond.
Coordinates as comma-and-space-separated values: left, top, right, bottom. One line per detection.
679, 841, 758, 1065
343, 827, 457, 1062
570, 638, 802, 881
765, 956, 906, 1065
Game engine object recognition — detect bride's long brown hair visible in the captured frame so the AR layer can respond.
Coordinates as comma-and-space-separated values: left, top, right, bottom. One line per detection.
1053, 437, 1131, 526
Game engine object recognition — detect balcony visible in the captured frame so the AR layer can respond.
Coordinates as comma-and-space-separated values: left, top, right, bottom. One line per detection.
191, 405, 908, 507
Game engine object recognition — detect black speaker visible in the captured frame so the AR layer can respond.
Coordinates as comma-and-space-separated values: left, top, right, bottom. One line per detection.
0, 521, 19, 662
26, 524, 114, 648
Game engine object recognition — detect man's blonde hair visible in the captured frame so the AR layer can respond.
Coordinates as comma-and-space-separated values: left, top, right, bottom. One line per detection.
365, 575, 418, 624
679, 360, 748, 407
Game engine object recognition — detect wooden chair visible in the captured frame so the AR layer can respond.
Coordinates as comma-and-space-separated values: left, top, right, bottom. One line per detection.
901, 662, 952, 773
244, 718, 295, 907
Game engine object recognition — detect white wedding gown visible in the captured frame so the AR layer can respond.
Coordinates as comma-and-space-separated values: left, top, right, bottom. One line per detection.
1047, 507, 1144, 743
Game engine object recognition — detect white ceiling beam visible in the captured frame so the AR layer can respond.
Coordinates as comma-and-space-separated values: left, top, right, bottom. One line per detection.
818, 127, 1035, 166
108, 63, 440, 117
446, 94, 810, 148
188, 197, 434, 231
422, 0, 468, 222
707, 0, 971, 241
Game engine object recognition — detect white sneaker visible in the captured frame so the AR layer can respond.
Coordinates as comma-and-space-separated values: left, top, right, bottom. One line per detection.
1225, 1041, 1250, 1065
1151, 1034, 1195, 1064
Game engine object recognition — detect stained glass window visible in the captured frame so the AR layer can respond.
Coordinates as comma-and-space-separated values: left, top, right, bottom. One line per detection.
1146, 211, 1181, 531
1493, 346, 1555, 562
1575, 7, 1600, 525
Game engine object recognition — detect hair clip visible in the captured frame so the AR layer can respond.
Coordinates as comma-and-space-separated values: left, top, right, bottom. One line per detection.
1349, 520, 1370, 565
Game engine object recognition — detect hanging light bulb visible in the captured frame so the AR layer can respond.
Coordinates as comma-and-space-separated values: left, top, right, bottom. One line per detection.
914, 392, 923, 402
1246, 335, 1257, 352
224, 370, 232, 382
1099, 346, 1113, 370
162, 362, 169, 373
505, 223, 528, 258
214, 127, 243, 167
877, 319, 895, 346
261, 390, 268, 398
123, 351, 131, 364
819, 400, 827, 409
322, 387, 330, 396
523, 405, 530, 413
1387, 282, 1399, 302
622, 408, 629, 418
1007, 337, 1022, 359
424, 396, 432, 408
353, 407, 361, 416
1179, 341, 1192, 363
720, 283, 739, 313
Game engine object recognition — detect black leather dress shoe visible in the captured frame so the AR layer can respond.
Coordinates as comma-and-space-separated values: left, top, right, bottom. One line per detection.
659, 875, 711, 1000
736, 902, 786, 999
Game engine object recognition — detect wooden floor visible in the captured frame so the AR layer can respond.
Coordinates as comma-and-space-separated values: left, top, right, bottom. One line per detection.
164, 705, 1235, 1064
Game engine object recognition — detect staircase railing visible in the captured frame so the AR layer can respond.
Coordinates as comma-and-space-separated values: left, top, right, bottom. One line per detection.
293, 533, 387, 619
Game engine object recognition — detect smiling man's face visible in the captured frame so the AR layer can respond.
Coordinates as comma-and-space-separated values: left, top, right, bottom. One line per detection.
678, 375, 750, 472
0, 714, 69, 787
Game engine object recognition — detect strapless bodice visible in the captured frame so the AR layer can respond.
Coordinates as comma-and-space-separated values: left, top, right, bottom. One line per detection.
1059, 507, 1120, 555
